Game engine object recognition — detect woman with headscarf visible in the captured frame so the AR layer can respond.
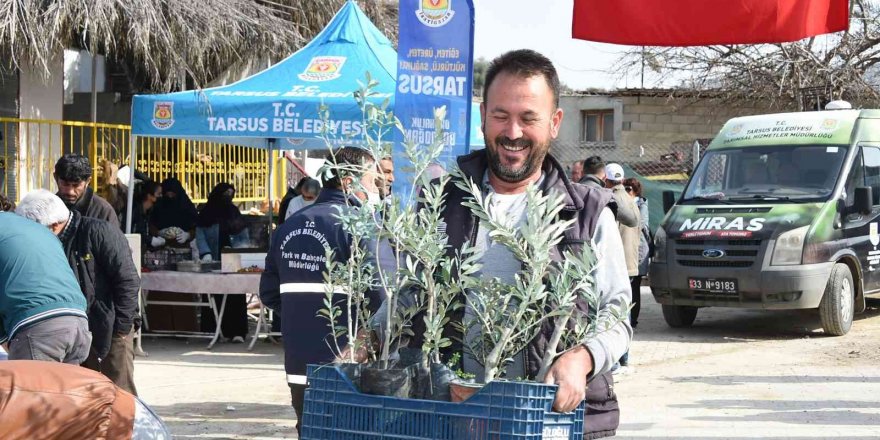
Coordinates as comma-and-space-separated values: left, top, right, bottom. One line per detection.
123, 180, 163, 249
196, 183, 249, 342
195, 183, 247, 260
149, 178, 198, 246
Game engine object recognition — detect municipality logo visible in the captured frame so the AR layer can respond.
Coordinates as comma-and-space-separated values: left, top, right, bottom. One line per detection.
820, 118, 839, 132
151, 102, 174, 130
416, 0, 455, 27
726, 123, 743, 138
298, 56, 346, 82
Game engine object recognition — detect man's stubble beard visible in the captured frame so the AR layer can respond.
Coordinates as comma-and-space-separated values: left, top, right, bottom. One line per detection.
486, 137, 552, 183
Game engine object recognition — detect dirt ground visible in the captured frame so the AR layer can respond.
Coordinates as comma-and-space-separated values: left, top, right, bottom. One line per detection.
135, 289, 880, 439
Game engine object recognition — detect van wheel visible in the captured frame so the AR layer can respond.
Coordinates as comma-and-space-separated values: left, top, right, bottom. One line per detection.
662, 305, 698, 328
819, 263, 854, 336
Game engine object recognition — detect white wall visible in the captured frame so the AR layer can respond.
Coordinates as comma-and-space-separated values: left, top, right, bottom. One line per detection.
63, 49, 106, 104
18, 51, 64, 194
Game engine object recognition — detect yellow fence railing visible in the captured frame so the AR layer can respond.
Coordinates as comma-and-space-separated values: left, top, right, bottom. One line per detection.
0, 117, 287, 204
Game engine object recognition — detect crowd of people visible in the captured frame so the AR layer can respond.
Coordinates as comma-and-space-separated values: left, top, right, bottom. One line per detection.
0, 172, 169, 437
1, 49, 641, 439
570, 156, 652, 370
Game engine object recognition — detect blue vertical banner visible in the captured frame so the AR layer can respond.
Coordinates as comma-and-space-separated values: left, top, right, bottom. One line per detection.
392, 0, 475, 198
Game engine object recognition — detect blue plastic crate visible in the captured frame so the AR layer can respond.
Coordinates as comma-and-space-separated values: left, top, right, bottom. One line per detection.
302, 364, 585, 440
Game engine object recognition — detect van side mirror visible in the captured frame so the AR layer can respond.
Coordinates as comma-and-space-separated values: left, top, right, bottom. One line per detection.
854, 186, 873, 215
662, 190, 676, 214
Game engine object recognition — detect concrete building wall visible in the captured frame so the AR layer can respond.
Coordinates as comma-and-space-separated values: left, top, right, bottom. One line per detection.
615, 95, 785, 147
554, 92, 796, 177
558, 93, 793, 149
18, 53, 64, 195
558, 95, 623, 144
64, 92, 132, 124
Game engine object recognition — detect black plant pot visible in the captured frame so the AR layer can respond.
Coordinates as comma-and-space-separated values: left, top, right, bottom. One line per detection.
359, 363, 413, 398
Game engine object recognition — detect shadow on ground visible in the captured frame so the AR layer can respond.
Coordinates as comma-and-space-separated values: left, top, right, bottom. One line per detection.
618, 437, 880, 440
633, 291, 880, 344
667, 375, 880, 385
670, 398, 880, 426
151, 401, 296, 439
137, 337, 284, 369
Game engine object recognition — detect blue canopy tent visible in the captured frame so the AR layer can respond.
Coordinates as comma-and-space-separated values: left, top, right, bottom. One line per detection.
128, 1, 483, 232
131, 1, 396, 150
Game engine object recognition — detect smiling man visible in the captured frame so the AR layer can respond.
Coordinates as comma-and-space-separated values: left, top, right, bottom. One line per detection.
412, 49, 631, 439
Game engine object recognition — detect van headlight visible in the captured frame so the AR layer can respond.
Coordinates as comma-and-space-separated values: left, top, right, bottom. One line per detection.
771, 226, 809, 266
653, 227, 668, 263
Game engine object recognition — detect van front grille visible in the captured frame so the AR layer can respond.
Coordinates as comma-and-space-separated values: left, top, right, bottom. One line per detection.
672, 238, 762, 269
676, 249, 758, 257
675, 239, 762, 247
677, 260, 753, 268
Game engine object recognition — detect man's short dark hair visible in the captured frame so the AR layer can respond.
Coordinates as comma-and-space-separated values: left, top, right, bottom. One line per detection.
301, 177, 321, 195
0, 193, 14, 212
483, 49, 561, 108
584, 156, 605, 175
54, 154, 93, 182
321, 147, 375, 189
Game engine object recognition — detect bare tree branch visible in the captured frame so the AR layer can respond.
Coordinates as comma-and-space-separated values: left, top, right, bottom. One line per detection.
613, 3, 880, 108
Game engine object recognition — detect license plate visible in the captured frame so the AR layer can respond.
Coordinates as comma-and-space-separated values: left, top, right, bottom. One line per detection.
688, 278, 738, 294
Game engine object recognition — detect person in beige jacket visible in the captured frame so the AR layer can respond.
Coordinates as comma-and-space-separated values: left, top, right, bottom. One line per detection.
605, 163, 640, 368
605, 163, 640, 276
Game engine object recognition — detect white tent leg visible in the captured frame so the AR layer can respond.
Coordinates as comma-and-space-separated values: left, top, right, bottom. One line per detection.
126, 135, 137, 234
126, 135, 147, 357
267, 139, 275, 226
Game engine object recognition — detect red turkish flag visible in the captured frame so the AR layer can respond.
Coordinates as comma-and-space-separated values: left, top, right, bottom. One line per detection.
572, 0, 850, 46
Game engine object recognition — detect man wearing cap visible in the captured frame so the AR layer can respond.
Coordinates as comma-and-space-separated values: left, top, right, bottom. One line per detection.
604, 163, 639, 231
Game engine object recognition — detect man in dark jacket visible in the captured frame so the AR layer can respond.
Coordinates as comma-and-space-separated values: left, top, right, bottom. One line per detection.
259, 146, 387, 436
580, 155, 607, 190
16, 190, 141, 395
54, 154, 120, 228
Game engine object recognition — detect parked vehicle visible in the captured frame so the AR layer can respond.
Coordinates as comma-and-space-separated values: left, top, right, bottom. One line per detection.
651, 106, 880, 335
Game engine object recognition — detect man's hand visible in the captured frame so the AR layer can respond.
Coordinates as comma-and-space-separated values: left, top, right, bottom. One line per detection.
335, 330, 378, 364
543, 345, 593, 413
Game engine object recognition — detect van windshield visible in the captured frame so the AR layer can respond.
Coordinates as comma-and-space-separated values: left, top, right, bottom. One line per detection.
682, 145, 848, 203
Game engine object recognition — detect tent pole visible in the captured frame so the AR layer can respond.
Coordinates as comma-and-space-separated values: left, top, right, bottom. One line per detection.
126, 134, 145, 358
126, 135, 138, 234
267, 138, 275, 228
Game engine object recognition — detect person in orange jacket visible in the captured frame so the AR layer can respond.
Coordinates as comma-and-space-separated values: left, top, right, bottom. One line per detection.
0, 361, 170, 439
